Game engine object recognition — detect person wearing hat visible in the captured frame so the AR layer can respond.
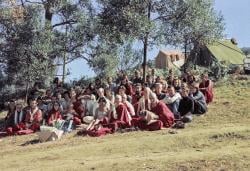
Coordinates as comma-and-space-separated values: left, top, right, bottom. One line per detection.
190, 83, 207, 115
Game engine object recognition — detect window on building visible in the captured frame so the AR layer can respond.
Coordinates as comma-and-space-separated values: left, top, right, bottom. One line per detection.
176, 55, 179, 61
171, 55, 175, 62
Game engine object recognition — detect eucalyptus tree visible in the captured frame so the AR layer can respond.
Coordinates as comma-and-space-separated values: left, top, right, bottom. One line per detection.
97, 0, 224, 80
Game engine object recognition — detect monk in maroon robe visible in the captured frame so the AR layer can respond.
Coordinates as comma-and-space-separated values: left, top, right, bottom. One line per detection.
135, 92, 174, 131
73, 100, 85, 123
107, 95, 131, 132
199, 74, 214, 104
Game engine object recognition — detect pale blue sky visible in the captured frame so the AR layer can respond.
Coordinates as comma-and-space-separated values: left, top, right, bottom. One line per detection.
61, 0, 250, 82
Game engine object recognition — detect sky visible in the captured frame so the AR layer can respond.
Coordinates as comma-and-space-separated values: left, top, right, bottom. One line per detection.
61, 0, 250, 82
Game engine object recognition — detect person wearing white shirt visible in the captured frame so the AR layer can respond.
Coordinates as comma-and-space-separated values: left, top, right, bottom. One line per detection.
161, 86, 182, 118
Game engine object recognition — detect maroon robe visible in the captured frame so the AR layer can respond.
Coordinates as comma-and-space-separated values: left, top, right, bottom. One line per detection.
5, 110, 26, 136
107, 103, 131, 132
47, 110, 62, 126
78, 127, 112, 137
24, 107, 43, 132
73, 101, 85, 117
151, 101, 174, 128
134, 101, 174, 131
199, 80, 214, 104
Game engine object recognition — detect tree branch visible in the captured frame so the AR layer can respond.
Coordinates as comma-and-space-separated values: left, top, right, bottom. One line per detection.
24, 0, 44, 5
52, 20, 77, 28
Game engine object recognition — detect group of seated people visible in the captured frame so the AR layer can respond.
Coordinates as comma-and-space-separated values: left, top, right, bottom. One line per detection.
1, 70, 214, 137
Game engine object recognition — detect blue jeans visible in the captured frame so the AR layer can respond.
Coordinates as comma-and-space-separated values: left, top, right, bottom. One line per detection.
167, 99, 180, 118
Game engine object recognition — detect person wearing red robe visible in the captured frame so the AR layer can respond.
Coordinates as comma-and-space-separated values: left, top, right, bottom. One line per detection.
135, 92, 175, 131
77, 124, 112, 137
107, 95, 131, 132
24, 98, 43, 133
73, 100, 85, 124
199, 74, 214, 104
47, 102, 62, 126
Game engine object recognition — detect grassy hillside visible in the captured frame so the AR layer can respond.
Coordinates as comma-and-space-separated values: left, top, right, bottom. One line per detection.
0, 79, 250, 171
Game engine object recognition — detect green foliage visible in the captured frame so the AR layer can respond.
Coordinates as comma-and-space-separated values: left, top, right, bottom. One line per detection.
166, 0, 225, 49
0, 0, 225, 85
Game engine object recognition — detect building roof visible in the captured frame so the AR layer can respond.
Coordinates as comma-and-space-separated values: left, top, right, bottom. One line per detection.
157, 50, 184, 58
207, 40, 245, 65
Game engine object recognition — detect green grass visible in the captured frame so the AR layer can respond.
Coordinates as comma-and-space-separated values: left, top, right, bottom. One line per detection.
0, 80, 250, 171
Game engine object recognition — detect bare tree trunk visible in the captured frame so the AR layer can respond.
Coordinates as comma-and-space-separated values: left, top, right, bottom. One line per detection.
25, 82, 30, 105
142, 1, 151, 82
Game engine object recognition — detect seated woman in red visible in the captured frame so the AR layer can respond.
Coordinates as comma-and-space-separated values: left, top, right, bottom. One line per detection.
136, 92, 175, 131
47, 102, 62, 126
199, 73, 214, 104
24, 98, 43, 132
5, 100, 26, 135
